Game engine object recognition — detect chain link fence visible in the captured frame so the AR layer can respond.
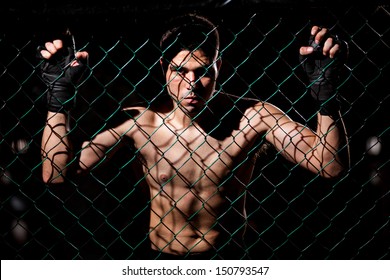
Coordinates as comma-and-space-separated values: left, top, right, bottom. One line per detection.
1, 1, 389, 259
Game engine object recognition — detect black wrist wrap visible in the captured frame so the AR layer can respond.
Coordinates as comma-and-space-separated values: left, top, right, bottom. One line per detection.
43, 72, 75, 112
38, 45, 87, 113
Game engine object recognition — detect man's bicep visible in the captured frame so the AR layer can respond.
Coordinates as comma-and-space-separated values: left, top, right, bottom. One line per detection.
78, 108, 142, 171
79, 125, 128, 171
265, 116, 318, 167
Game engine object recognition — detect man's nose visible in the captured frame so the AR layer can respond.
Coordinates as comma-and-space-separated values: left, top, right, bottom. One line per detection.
185, 71, 197, 88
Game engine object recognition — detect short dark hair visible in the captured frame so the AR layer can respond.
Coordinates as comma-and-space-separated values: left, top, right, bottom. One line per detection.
160, 13, 220, 70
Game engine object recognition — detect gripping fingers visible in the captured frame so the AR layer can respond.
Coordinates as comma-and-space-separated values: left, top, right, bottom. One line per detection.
75, 51, 89, 61
299, 46, 313, 56
328, 43, 340, 59
71, 51, 89, 67
311, 26, 342, 58
311, 26, 327, 44
53, 40, 63, 49
41, 40, 63, 59
311, 26, 324, 36
322, 37, 341, 58
44, 42, 57, 54
40, 49, 52, 59
322, 37, 334, 56
299, 26, 329, 56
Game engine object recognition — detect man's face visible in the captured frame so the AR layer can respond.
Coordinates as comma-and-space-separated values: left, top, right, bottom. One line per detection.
165, 49, 219, 116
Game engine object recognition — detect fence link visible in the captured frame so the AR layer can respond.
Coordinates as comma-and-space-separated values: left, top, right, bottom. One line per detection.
1, 1, 389, 259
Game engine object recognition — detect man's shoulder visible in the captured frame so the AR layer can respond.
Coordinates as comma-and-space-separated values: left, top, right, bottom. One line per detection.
121, 104, 171, 123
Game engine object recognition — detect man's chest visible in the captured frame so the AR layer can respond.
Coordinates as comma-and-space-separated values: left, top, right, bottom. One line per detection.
134, 124, 258, 176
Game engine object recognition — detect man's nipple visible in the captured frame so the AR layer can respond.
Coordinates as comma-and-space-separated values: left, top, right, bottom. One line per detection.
160, 174, 169, 184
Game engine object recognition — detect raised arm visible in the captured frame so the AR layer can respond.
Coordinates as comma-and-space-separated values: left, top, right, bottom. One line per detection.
39, 38, 143, 184
263, 26, 349, 178
39, 38, 89, 183
261, 103, 346, 178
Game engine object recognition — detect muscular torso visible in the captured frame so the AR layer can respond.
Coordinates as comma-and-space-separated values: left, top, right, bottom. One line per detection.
123, 95, 266, 255
80, 90, 328, 256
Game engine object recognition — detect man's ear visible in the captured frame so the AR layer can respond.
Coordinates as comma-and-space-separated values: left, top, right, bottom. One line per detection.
215, 57, 222, 78
160, 57, 166, 75
216, 57, 222, 71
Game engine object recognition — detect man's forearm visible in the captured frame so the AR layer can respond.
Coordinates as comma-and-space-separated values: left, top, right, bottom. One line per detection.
316, 112, 348, 178
41, 111, 72, 184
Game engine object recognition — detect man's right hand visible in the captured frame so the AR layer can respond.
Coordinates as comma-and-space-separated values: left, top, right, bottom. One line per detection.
38, 39, 89, 113
299, 26, 348, 116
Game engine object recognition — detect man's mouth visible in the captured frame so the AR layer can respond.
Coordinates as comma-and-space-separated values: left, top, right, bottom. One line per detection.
184, 97, 200, 104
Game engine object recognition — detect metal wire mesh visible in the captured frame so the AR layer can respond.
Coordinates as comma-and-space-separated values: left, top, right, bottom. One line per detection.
0, 2, 389, 259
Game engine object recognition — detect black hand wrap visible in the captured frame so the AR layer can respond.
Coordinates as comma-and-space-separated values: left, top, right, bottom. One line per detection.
300, 32, 348, 116
38, 44, 87, 113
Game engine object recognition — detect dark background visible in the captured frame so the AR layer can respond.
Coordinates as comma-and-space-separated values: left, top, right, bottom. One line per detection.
0, 0, 389, 259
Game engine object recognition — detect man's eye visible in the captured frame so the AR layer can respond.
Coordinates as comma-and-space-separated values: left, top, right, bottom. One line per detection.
170, 66, 183, 73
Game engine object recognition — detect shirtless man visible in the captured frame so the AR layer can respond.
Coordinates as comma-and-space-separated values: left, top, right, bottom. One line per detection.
39, 14, 348, 259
